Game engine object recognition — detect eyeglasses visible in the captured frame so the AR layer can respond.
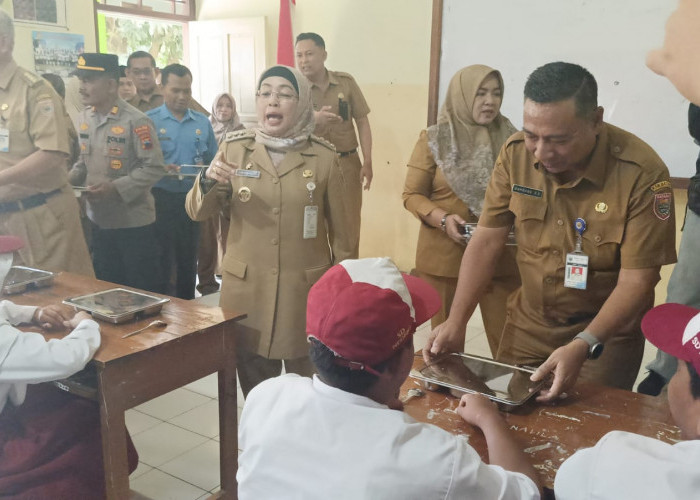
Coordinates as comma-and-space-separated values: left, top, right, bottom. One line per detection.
256, 90, 298, 102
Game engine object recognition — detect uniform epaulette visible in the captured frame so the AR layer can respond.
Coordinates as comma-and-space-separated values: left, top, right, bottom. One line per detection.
224, 129, 255, 142
332, 71, 354, 80
310, 134, 336, 152
18, 67, 44, 87
504, 130, 525, 148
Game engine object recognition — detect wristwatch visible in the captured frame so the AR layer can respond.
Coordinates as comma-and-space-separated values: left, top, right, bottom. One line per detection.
574, 331, 604, 360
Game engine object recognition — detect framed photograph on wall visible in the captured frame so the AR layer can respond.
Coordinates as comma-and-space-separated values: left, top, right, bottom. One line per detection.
13, 0, 68, 27
32, 31, 84, 78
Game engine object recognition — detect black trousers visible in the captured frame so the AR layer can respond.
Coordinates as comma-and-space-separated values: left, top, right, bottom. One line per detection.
152, 188, 200, 299
91, 222, 162, 293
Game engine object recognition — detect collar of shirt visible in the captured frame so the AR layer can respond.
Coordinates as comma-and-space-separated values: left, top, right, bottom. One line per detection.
157, 104, 196, 123
311, 374, 388, 409
0, 60, 19, 90
132, 86, 163, 107
532, 122, 610, 189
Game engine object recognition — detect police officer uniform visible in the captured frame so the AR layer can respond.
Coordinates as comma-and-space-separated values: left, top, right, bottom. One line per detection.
310, 70, 370, 257
185, 129, 354, 395
479, 123, 677, 389
70, 53, 165, 292
0, 59, 93, 276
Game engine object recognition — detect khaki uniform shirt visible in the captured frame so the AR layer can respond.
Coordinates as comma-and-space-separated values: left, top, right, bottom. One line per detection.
310, 70, 369, 153
0, 60, 71, 201
128, 87, 209, 116
72, 99, 165, 229
480, 123, 677, 330
0, 60, 93, 277
185, 130, 354, 359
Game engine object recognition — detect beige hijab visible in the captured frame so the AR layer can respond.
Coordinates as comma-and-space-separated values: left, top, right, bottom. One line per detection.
210, 92, 244, 144
427, 65, 517, 216
254, 65, 315, 151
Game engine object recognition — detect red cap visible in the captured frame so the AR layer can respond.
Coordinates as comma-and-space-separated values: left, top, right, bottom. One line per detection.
306, 257, 441, 375
642, 303, 700, 374
0, 235, 23, 253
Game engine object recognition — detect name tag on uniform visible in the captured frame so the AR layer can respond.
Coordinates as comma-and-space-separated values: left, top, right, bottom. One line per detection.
564, 252, 589, 290
0, 128, 9, 152
235, 169, 261, 178
303, 205, 318, 239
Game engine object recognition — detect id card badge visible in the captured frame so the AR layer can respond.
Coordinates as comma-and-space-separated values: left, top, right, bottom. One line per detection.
303, 205, 318, 239
0, 128, 9, 152
564, 252, 589, 290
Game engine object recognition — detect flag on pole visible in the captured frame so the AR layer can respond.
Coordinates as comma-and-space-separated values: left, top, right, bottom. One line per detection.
277, 0, 296, 66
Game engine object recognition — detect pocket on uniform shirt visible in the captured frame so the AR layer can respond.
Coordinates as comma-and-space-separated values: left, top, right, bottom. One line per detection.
582, 224, 624, 270
222, 254, 247, 279
305, 263, 331, 284
509, 195, 547, 250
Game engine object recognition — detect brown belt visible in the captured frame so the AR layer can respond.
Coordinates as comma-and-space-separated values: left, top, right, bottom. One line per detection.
338, 148, 357, 157
0, 188, 62, 214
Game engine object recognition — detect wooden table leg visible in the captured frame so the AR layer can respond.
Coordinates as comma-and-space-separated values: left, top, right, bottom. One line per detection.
218, 327, 239, 499
97, 368, 131, 500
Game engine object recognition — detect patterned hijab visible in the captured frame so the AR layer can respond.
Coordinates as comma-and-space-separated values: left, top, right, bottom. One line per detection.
427, 65, 517, 216
254, 65, 315, 151
210, 92, 243, 144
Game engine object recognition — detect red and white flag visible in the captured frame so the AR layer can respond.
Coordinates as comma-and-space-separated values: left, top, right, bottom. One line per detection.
277, 0, 296, 66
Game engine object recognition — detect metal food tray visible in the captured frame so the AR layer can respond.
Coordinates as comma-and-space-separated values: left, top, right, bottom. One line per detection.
410, 352, 545, 407
2, 266, 55, 295
63, 288, 170, 324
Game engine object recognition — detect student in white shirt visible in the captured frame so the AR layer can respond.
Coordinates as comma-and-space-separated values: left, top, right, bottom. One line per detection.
0, 235, 138, 498
555, 302, 700, 499
238, 257, 541, 500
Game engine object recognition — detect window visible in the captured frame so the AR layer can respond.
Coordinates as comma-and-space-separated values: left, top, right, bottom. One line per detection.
95, 0, 195, 21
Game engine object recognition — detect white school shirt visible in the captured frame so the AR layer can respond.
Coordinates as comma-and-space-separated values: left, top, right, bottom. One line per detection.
238, 374, 539, 500
555, 430, 700, 499
0, 300, 100, 414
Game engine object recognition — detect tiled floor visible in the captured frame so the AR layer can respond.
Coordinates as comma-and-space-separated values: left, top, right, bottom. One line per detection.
127, 295, 660, 499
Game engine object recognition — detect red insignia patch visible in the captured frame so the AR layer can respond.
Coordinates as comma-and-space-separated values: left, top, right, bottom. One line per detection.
134, 125, 153, 150
653, 192, 672, 221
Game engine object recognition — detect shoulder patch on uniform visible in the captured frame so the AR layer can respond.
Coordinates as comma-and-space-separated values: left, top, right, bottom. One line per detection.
650, 180, 672, 192
310, 134, 336, 152
19, 68, 43, 87
504, 130, 525, 148
224, 129, 255, 142
653, 192, 672, 220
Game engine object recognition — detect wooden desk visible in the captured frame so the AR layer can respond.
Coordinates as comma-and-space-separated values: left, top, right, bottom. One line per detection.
401, 357, 680, 489
10, 273, 244, 500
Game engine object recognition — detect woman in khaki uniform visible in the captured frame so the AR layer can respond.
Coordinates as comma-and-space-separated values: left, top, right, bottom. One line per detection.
402, 65, 520, 355
186, 66, 353, 395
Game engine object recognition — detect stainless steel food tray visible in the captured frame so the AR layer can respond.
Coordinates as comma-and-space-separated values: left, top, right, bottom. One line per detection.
410, 352, 545, 407
63, 288, 169, 324
2, 266, 55, 295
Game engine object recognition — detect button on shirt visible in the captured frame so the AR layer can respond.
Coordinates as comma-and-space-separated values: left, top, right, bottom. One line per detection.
310, 70, 370, 152
147, 105, 217, 193
479, 123, 676, 328
0, 60, 72, 201
74, 99, 165, 229
238, 374, 539, 500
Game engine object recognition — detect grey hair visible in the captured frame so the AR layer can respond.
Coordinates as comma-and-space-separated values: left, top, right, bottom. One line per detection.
0, 10, 14, 41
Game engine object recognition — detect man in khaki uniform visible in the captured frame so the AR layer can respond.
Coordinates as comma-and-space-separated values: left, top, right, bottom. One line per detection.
70, 53, 165, 292
426, 62, 677, 401
0, 11, 92, 276
126, 51, 209, 116
295, 32, 372, 257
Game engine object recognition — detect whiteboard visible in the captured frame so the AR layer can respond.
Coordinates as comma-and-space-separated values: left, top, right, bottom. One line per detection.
436, 0, 696, 179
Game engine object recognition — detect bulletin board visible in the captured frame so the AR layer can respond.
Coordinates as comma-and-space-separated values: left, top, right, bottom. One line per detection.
428, 0, 695, 182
